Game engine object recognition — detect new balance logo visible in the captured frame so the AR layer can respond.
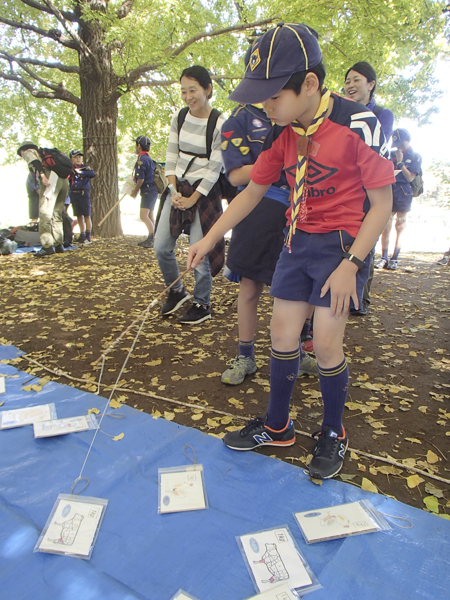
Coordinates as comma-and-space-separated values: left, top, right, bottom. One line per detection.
253, 431, 273, 445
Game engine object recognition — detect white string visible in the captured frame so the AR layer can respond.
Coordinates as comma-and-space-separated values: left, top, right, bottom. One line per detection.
71, 298, 158, 493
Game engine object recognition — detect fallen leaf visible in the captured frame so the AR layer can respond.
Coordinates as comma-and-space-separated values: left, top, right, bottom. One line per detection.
164, 411, 175, 421
310, 477, 323, 486
361, 478, 378, 493
112, 432, 124, 441
225, 425, 242, 432
423, 496, 439, 513
144, 359, 161, 366
0, 401, 4, 407
228, 397, 244, 410
405, 437, 422, 444
406, 474, 424, 488
191, 413, 203, 421
109, 399, 122, 409
425, 483, 445, 498
426, 450, 439, 464
88, 407, 100, 414
152, 410, 161, 419
418, 406, 428, 413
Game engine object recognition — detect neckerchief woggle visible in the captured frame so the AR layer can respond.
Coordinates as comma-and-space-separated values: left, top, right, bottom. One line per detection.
286, 86, 331, 251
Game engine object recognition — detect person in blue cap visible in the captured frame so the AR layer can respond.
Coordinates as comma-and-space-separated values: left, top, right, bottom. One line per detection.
69, 150, 96, 244
219, 54, 318, 385
187, 23, 395, 479
131, 135, 158, 248
375, 128, 422, 270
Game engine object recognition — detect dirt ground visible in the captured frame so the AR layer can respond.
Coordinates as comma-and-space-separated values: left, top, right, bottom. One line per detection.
1, 236, 449, 516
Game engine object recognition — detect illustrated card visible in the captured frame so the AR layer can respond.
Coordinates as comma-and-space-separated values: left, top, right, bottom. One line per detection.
294, 500, 381, 543
238, 527, 315, 594
244, 583, 298, 599
159, 465, 207, 513
36, 494, 108, 559
0, 403, 56, 429
34, 414, 98, 438
0, 376, 5, 394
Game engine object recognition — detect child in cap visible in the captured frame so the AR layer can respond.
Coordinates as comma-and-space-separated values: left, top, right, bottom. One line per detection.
187, 23, 395, 479
69, 150, 96, 244
131, 135, 158, 248
375, 128, 422, 270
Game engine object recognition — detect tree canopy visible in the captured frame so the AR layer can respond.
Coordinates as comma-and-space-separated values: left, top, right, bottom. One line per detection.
0, 0, 448, 234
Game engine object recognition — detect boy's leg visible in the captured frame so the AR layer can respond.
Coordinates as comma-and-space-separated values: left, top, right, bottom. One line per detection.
51, 177, 68, 248
376, 213, 394, 267
308, 306, 349, 479
139, 207, 154, 235
221, 277, 264, 385
388, 210, 408, 267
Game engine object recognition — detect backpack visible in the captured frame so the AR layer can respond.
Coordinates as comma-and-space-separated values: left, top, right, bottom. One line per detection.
38, 148, 73, 179
152, 161, 168, 194
177, 107, 238, 201
410, 152, 424, 197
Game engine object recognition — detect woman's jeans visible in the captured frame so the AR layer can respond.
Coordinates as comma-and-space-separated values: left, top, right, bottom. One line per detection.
154, 197, 212, 306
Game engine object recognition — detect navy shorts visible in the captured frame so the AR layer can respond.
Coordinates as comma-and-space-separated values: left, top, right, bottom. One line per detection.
270, 229, 372, 310
140, 187, 158, 210
70, 191, 91, 217
392, 184, 412, 213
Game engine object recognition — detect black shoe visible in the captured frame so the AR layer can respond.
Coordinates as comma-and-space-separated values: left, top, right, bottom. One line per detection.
223, 416, 296, 451
76, 234, 86, 244
33, 246, 55, 258
161, 286, 190, 316
54, 244, 65, 253
309, 426, 348, 479
138, 235, 154, 248
350, 302, 368, 316
178, 302, 211, 324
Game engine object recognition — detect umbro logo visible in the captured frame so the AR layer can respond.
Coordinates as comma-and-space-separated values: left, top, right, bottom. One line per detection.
338, 443, 347, 459
286, 159, 338, 185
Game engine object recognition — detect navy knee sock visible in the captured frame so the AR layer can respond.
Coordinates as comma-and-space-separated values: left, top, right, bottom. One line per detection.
319, 358, 348, 436
266, 347, 300, 430
391, 246, 401, 261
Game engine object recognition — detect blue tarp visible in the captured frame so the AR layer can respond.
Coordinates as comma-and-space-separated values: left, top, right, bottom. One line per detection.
0, 344, 449, 600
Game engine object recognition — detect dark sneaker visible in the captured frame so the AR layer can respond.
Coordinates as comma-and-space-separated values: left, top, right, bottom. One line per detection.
297, 353, 318, 378
309, 426, 348, 479
350, 301, 368, 316
374, 258, 388, 269
54, 244, 65, 253
178, 303, 211, 324
223, 416, 296, 451
437, 256, 449, 266
221, 355, 257, 385
33, 246, 55, 258
386, 259, 398, 270
76, 234, 86, 244
138, 235, 153, 248
161, 287, 190, 316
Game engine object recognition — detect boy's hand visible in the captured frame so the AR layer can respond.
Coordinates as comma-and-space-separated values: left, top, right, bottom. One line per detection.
187, 238, 213, 270
320, 260, 359, 318
41, 174, 50, 186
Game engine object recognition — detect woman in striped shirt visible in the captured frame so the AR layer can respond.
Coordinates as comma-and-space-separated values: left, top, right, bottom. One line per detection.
154, 65, 225, 324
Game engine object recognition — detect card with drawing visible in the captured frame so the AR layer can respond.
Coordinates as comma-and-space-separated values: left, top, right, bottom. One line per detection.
237, 526, 320, 596
0, 403, 57, 429
244, 583, 299, 599
0, 376, 5, 394
158, 465, 208, 513
34, 494, 108, 559
33, 414, 99, 438
294, 500, 391, 544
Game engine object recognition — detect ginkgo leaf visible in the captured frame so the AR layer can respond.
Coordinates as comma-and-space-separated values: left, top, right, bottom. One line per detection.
109, 399, 122, 409
191, 413, 203, 421
164, 411, 175, 421
423, 496, 439, 513
112, 432, 125, 441
425, 483, 445, 498
361, 478, 378, 493
88, 407, 100, 414
426, 450, 439, 464
405, 437, 422, 444
406, 474, 424, 488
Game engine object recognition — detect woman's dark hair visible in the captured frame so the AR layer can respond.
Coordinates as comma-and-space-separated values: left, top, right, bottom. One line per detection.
344, 61, 377, 99
283, 62, 326, 95
180, 65, 213, 99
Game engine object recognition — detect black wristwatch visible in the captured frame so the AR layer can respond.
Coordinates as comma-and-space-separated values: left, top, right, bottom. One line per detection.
342, 252, 364, 270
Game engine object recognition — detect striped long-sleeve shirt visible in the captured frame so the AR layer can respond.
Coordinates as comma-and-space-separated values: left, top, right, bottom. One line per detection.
165, 109, 225, 197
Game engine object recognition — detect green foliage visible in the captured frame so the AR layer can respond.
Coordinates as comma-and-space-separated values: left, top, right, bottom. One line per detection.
429, 160, 450, 208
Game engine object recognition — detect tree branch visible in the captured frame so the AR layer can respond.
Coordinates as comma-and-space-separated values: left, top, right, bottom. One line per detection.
0, 51, 79, 74
41, 0, 96, 60
0, 15, 78, 48
117, 0, 135, 19
131, 75, 245, 89
20, 0, 77, 21
117, 17, 276, 92
0, 69, 80, 106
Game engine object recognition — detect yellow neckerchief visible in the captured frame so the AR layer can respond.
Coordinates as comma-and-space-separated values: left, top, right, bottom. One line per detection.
287, 86, 331, 250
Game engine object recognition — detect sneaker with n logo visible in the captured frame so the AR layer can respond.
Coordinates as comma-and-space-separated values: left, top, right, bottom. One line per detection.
223, 416, 295, 451
308, 426, 348, 479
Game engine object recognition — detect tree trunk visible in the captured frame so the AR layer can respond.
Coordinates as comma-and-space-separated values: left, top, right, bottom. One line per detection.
78, 23, 122, 238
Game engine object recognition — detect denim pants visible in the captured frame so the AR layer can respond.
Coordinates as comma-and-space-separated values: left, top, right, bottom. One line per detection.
154, 197, 212, 306
39, 170, 69, 248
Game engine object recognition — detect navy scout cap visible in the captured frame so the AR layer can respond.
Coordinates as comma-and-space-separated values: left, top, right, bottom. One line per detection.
229, 23, 322, 104
69, 149, 83, 158
135, 135, 151, 147
391, 128, 411, 148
